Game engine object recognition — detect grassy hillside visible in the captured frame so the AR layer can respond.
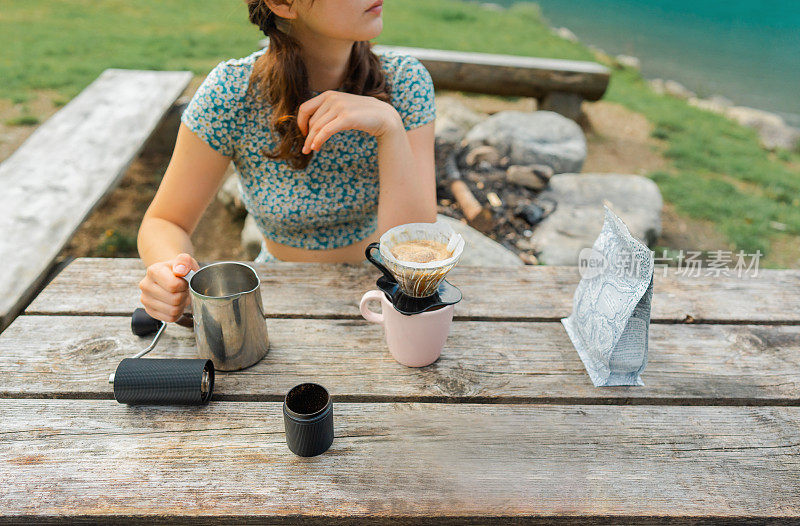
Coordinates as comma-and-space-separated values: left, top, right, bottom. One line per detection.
1, 0, 797, 265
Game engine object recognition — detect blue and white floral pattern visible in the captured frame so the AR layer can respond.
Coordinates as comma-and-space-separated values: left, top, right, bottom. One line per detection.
181, 46, 436, 251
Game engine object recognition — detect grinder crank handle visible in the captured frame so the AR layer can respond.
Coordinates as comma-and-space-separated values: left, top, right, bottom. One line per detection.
115, 269, 200, 383
109, 320, 168, 384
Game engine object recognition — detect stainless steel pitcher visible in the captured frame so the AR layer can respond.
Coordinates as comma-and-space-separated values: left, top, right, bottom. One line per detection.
182, 262, 269, 371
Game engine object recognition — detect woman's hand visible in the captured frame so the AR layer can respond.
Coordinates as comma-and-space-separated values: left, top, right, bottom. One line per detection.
137, 253, 200, 322
297, 91, 403, 154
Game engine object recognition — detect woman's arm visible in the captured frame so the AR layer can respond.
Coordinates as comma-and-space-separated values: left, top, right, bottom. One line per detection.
135, 123, 230, 322
138, 123, 231, 267
296, 91, 438, 233
374, 117, 437, 232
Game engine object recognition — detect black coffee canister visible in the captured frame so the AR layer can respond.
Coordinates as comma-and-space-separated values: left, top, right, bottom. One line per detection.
283, 383, 334, 457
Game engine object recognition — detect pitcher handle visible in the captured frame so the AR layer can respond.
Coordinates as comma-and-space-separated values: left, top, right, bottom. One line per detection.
179, 269, 196, 286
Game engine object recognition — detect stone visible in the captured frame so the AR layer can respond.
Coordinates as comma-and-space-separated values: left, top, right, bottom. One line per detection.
725, 106, 800, 151
649, 78, 666, 95
650, 78, 696, 99
464, 145, 501, 168
555, 27, 579, 42
539, 91, 584, 121
436, 214, 523, 266
515, 237, 535, 251
506, 164, 552, 191
616, 54, 641, 70
531, 174, 663, 266
434, 96, 488, 152
463, 110, 587, 174
241, 214, 263, 260
480, 2, 504, 11
515, 203, 548, 226
688, 95, 733, 115
664, 80, 695, 99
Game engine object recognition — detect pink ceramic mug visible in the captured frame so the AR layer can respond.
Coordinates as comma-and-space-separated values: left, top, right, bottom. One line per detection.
359, 290, 454, 367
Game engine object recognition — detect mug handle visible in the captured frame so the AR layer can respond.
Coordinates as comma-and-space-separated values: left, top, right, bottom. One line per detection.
364, 242, 396, 282
359, 290, 385, 325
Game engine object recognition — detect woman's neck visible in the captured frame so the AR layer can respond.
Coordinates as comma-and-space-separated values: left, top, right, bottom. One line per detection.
289, 23, 354, 93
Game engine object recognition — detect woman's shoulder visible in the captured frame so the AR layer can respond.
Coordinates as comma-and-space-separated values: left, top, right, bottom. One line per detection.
180, 48, 268, 155
223, 46, 269, 70
377, 48, 430, 82
376, 48, 436, 130
201, 48, 268, 95
377, 48, 434, 99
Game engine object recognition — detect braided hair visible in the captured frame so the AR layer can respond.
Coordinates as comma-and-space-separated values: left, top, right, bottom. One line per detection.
246, 0, 391, 170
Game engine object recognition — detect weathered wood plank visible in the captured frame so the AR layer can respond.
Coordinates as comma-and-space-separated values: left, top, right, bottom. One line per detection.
25, 258, 800, 324
373, 45, 611, 100
2, 315, 798, 404
0, 70, 192, 331
1, 400, 798, 521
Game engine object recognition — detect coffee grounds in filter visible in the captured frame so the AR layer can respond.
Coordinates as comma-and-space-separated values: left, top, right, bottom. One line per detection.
378, 222, 465, 298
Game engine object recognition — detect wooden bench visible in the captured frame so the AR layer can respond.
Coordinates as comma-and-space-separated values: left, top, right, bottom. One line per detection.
259, 40, 611, 119
0, 69, 192, 331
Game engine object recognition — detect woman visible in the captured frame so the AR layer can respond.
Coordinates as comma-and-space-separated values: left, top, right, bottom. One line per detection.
137, 0, 437, 322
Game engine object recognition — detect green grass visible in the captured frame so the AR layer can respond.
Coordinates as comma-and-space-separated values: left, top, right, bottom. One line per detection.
1, 0, 798, 265
0, 0, 262, 102
95, 229, 138, 257
5, 115, 40, 126
603, 68, 800, 257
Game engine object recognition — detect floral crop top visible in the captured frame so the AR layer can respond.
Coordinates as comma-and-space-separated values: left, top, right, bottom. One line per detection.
180, 46, 436, 250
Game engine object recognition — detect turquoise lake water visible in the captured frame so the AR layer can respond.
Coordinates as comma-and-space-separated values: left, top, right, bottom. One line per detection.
489, 0, 800, 125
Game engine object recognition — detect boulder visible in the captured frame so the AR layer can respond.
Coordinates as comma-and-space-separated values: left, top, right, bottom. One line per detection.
531, 174, 663, 266
463, 111, 586, 174
434, 96, 488, 152
725, 106, 800, 151
436, 214, 523, 266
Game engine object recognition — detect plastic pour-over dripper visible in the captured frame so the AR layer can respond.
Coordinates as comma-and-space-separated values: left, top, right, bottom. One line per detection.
366, 238, 463, 316
375, 274, 462, 316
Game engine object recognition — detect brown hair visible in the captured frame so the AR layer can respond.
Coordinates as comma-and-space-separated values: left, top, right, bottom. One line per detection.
246, 0, 392, 170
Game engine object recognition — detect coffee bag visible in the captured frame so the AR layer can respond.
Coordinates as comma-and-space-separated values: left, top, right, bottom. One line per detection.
561, 205, 654, 386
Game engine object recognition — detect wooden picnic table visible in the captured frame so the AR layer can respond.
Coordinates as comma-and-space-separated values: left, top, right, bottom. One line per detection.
1, 257, 799, 523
